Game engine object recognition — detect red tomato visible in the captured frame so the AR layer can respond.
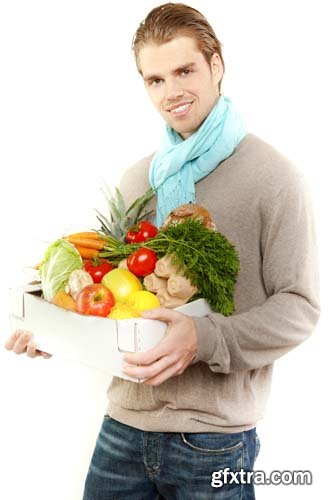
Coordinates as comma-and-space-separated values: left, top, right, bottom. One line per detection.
84, 259, 114, 283
125, 221, 158, 244
127, 248, 158, 277
125, 229, 143, 244
138, 221, 158, 241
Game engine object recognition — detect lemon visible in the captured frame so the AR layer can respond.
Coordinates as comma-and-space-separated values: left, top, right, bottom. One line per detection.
107, 302, 140, 319
108, 303, 140, 319
127, 290, 160, 313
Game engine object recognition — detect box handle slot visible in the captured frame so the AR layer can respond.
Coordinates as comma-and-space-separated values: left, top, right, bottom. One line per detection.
116, 321, 139, 353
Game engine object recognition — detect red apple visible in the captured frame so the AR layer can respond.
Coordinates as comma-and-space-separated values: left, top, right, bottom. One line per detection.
75, 283, 115, 317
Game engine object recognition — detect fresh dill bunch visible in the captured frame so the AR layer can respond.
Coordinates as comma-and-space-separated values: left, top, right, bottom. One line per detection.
100, 218, 239, 316
151, 219, 239, 315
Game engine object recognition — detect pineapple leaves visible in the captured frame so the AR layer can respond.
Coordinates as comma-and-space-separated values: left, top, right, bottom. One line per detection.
100, 188, 121, 224
95, 212, 114, 236
114, 187, 126, 217
137, 209, 154, 222
96, 184, 155, 242
95, 210, 112, 230
126, 188, 155, 218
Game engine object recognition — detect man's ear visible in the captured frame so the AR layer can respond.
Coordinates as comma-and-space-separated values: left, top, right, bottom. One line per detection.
210, 53, 224, 87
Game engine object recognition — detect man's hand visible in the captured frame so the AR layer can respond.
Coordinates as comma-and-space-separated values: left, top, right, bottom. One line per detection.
4, 330, 52, 359
122, 308, 198, 386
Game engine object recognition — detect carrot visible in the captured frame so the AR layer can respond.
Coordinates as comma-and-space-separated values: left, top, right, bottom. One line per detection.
65, 236, 105, 250
65, 232, 101, 240
75, 246, 99, 259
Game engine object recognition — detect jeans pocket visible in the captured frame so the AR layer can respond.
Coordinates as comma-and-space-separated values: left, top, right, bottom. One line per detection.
178, 432, 245, 477
180, 431, 244, 455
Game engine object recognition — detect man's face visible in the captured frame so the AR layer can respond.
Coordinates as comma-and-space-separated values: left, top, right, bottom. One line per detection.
138, 36, 223, 139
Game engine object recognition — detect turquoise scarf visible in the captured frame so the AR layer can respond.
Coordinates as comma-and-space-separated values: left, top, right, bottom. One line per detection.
149, 95, 247, 227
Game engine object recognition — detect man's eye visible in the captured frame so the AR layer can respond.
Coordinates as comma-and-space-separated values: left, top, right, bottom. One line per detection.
151, 79, 162, 86
181, 69, 191, 75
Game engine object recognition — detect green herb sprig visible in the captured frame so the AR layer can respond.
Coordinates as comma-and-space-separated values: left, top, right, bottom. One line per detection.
99, 218, 239, 316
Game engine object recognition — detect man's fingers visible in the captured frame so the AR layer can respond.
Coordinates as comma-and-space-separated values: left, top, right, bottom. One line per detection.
123, 341, 169, 366
4, 332, 18, 351
40, 351, 52, 359
5, 330, 52, 359
142, 307, 181, 323
26, 341, 38, 358
124, 354, 176, 380
12, 331, 33, 354
4, 330, 30, 351
123, 312, 182, 366
13, 336, 30, 354
144, 361, 182, 386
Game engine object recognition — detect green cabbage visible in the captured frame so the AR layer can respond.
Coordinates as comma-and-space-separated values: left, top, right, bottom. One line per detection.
40, 239, 83, 302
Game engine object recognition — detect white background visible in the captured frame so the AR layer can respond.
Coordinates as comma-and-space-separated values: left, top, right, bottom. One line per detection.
0, 1, 327, 499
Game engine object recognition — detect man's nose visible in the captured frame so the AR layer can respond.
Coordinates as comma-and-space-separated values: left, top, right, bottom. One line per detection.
165, 79, 184, 101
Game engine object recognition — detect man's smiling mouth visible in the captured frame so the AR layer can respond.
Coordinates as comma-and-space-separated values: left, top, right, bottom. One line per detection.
168, 102, 193, 116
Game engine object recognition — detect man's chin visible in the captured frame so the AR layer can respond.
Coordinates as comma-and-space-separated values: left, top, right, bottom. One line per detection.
172, 126, 197, 140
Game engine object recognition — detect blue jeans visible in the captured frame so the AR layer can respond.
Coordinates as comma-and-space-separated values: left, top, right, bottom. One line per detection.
82, 414, 261, 499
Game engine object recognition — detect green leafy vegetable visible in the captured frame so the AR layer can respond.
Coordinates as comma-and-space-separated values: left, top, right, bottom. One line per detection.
99, 218, 239, 315
40, 239, 83, 302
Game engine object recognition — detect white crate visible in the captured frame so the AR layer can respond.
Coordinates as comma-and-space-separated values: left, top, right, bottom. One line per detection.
9, 285, 212, 382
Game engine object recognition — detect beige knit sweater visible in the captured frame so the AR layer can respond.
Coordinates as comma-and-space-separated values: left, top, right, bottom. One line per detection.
106, 133, 320, 433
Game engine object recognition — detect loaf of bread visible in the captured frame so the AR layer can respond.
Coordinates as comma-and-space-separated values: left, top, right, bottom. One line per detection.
162, 204, 216, 231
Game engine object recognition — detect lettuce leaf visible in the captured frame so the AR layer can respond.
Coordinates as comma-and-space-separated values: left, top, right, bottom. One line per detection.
40, 239, 82, 302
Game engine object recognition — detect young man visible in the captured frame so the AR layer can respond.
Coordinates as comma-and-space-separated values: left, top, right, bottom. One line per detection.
6, 3, 320, 499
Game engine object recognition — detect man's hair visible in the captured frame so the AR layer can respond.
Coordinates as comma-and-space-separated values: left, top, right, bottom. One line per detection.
132, 2, 225, 93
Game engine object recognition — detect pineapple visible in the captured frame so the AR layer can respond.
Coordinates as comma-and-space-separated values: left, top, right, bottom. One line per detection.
95, 182, 155, 242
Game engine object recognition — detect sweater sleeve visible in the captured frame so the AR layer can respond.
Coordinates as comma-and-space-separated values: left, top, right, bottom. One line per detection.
191, 173, 321, 373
